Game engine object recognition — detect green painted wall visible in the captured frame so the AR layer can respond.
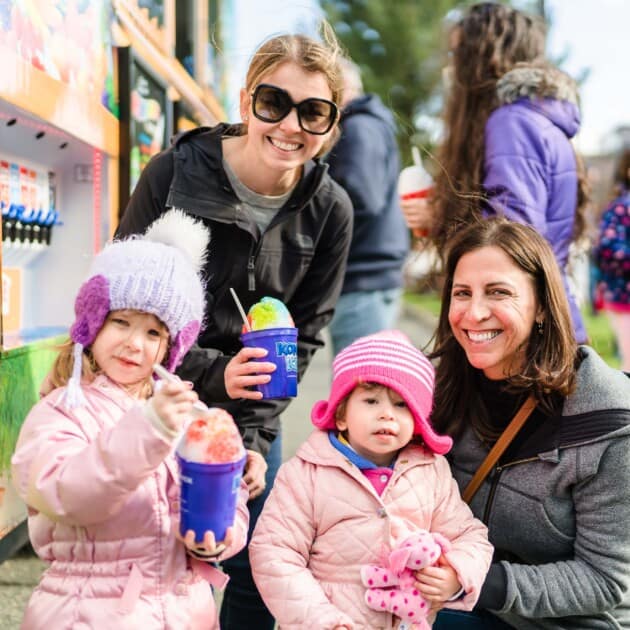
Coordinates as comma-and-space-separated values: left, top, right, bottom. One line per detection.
0, 337, 66, 473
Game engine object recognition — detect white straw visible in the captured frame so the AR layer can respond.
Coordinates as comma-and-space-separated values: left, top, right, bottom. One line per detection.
152, 363, 208, 414
230, 287, 252, 332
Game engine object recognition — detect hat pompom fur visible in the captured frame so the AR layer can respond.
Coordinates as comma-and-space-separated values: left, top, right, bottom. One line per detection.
144, 208, 210, 271
63, 209, 211, 410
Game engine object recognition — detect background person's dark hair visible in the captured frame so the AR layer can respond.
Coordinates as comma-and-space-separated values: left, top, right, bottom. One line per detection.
430, 217, 578, 441
431, 2, 589, 255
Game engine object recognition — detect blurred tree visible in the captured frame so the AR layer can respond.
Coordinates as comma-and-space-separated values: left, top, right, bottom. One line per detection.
322, 0, 463, 163
322, 0, 550, 165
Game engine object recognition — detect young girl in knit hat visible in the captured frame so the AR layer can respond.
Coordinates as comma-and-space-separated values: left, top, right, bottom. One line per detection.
250, 331, 493, 629
11, 210, 250, 630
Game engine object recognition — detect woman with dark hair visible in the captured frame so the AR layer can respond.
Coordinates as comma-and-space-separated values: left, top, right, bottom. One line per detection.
593, 148, 630, 371
429, 218, 630, 629
402, 2, 590, 343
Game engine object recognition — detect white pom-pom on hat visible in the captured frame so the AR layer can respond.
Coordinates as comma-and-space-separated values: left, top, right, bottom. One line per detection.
144, 208, 210, 272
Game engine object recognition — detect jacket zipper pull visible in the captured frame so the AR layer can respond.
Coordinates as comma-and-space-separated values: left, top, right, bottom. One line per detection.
247, 256, 256, 291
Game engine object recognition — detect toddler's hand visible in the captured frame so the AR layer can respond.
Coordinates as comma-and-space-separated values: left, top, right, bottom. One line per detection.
225, 347, 276, 400
414, 555, 462, 603
179, 526, 234, 560
243, 449, 268, 500
151, 380, 199, 433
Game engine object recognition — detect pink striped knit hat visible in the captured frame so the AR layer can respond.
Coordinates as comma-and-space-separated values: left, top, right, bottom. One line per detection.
311, 330, 452, 454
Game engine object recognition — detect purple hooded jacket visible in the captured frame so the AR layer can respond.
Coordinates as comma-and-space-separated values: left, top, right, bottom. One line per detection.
483, 64, 586, 343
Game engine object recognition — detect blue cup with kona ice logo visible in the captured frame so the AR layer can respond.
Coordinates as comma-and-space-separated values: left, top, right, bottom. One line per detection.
176, 453, 247, 542
240, 327, 298, 398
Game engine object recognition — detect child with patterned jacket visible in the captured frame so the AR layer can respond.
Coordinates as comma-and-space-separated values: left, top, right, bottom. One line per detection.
249, 331, 492, 629
11, 210, 249, 629
593, 148, 630, 371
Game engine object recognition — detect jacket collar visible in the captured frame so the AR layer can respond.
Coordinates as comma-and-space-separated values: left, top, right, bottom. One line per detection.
169, 122, 329, 217
82, 374, 145, 410
297, 429, 436, 471
496, 63, 579, 107
496, 63, 581, 138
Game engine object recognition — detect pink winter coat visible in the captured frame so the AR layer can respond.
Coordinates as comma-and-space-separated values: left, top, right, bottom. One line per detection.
11, 375, 249, 630
250, 430, 492, 629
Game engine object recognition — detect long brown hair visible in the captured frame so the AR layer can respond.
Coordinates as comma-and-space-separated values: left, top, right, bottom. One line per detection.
50, 338, 99, 389
430, 218, 578, 440
431, 2, 588, 252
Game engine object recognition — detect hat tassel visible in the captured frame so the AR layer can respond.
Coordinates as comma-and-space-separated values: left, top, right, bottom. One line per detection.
55, 342, 89, 411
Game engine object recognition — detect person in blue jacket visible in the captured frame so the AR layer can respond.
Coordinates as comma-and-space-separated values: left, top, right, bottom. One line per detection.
401, 2, 590, 343
325, 59, 409, 355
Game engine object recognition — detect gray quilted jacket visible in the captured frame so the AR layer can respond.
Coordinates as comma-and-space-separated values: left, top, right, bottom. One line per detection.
449, 347, 630, 628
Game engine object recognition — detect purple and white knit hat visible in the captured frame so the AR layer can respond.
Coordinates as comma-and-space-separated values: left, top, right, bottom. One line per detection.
61, 209, 210, 409
311, 330, 452, 454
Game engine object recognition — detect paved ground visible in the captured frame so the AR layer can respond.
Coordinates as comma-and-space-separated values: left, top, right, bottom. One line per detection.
0, 306, 436, 629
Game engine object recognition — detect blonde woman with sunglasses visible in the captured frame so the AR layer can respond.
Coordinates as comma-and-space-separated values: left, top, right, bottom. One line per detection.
116, 27, 352, 630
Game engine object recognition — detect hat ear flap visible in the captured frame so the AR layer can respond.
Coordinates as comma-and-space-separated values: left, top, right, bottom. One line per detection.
166, 320, 201, 370
70, 275, 110, 346
311, 400, 331, 429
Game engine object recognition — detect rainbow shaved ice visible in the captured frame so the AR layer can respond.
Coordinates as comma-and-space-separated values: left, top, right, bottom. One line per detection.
243, 296, 294, 332
178, 408, 245, 463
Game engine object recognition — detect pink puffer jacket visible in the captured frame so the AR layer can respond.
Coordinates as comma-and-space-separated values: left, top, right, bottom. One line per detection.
250, 430, 492, 630
11, 375, 249, 630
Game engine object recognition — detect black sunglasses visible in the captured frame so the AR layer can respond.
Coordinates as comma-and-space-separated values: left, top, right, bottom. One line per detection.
250, 84, 338, 135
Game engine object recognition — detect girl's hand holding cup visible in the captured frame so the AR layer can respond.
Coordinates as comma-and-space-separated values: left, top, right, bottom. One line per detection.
176, 408, 247, 544
179, 525, 235, 560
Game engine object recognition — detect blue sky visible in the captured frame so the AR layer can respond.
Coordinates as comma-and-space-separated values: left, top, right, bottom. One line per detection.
225, 1, 628, 156
222, 1, 321, 118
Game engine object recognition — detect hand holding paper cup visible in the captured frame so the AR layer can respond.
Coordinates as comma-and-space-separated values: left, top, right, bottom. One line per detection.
176, 408, 246, 543
398, 146, 433, 238
239, 296, 298, 399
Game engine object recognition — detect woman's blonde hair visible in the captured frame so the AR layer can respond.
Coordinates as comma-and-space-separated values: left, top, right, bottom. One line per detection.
50, 338, 99, 390
244, 23, 346, 155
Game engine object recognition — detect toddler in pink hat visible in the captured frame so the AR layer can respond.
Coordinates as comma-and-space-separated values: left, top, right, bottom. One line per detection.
250, 331, 492, 629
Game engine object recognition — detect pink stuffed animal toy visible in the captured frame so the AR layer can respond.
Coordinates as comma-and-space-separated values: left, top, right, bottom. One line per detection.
360, 530, 452, 629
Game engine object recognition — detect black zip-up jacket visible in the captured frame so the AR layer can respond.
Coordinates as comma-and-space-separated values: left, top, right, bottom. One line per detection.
117, 124, 353, 455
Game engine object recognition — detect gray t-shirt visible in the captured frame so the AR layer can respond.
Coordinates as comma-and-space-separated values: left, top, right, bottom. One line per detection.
223, 159, 294, 233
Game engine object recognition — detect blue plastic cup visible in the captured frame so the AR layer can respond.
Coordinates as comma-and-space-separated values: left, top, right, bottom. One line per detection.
176, 453, 246, 542
240, 327, 298, 399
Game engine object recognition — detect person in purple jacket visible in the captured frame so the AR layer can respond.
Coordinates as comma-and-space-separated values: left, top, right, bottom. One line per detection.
401, 2, 590, 343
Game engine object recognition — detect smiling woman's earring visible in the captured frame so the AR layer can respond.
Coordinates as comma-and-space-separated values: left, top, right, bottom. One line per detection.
537, 320, 544, 335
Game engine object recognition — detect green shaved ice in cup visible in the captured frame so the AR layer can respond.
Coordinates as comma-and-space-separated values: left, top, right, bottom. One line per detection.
240, 297, 298, 399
